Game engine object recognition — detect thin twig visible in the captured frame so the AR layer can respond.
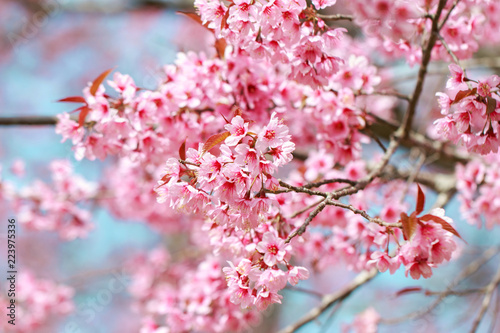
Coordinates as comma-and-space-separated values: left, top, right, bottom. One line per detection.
327, 200, 401, 228
277, 180, 329, 198
301, 178, 357, 189
285, 286, 324, 299
436, 32, 461, 66
316, 13, 353, 21
358, 90, 411, 102
438, 0, 461, 31
383, 246, 500, 324
469, 263, 500, 333
289, 198, 325, 219
400, 0, 448, 137
399, 150, 426, 203
285, 194, 331, 243
278, 268, 378, 333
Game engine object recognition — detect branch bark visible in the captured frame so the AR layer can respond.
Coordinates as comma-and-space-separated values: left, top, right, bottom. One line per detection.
0, 116, 58, 126
278, 268, 378, 333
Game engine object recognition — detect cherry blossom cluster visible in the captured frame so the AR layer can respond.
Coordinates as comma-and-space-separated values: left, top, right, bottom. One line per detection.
273, 153, 458, 279
434, 64, 500, 154
155, 113, 293, 225
195, 0, 346, 86
100, 159, 199, 233
342, 307, 380, 333
7, 160, 98, 240
0, 271, 74, 333
128, 248, 262, 333
345, 0, 500, 65
153, 115, 314, 310
456, 154, 500, 229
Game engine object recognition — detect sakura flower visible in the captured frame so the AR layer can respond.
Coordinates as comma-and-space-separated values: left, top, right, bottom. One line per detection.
256, 232, 289, 266
477, 75, 500, 97
343, 307, 380, 333
446, 63, 467, 90
225, 116, 249, 146
256, 112, 290, 153
287, 266, 309, 286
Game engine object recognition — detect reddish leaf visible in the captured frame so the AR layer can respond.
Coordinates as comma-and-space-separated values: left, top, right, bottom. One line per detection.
214, 38, 227, 59
220, 113, 230, 124
177, 11, 212, 32
486, 97, 497, 115
400, 212, 418, 241
90, 68, 113, 96
201, 131, 230, 155
419, 214, 465, 241
395, 287, 423, 297
58, 96, 87, 104
452, 88, 476, 104
78, 106, 90, 127
179, 139, 187, 161
415, 184, 425, 215
220, 5, 232, 30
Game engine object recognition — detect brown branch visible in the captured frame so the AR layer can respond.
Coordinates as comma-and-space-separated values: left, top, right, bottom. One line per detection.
275, 180, 329, 198
469, 263, 500, 333
357, 90, 411, 102
367, 112, 470, 166
327, 200, 401, 228
400, 0, 447, 137
285, 194, 331, 243
0, 116, 58, 126
316, 13, 353, 21
289, 198, 324, 219
383, 246, 500, 324
301, 178, 357, 189
278, 268, 378, 333
436, 33, 461, 66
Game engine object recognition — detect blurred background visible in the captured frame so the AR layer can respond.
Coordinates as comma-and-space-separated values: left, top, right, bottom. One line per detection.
1, 0, 500, 332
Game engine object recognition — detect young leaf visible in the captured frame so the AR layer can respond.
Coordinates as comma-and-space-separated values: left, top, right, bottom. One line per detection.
214, 38, 227, 59
90, 68, 113, 96
419, 214, 465, 241
179, 139, 187, 161
78, 106, 90, 128
58, 96, 87, 104
486, 97, 497, 115
400, 212, 418, 241
452, 88, 476, 104
415, 184, 425, 215
201, 131, 230, 155
395, 287, 423, 297
220, 5, 231, 30
177, 11, 212, 32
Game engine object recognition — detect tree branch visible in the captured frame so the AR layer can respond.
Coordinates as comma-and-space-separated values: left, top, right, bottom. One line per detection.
316, 13, 353, 21
0, 116, 58, 126
278, 268, 378, 333
469, 263, 500, 332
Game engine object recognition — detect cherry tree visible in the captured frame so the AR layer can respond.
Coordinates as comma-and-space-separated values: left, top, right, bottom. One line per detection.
2, 0, 500, 332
